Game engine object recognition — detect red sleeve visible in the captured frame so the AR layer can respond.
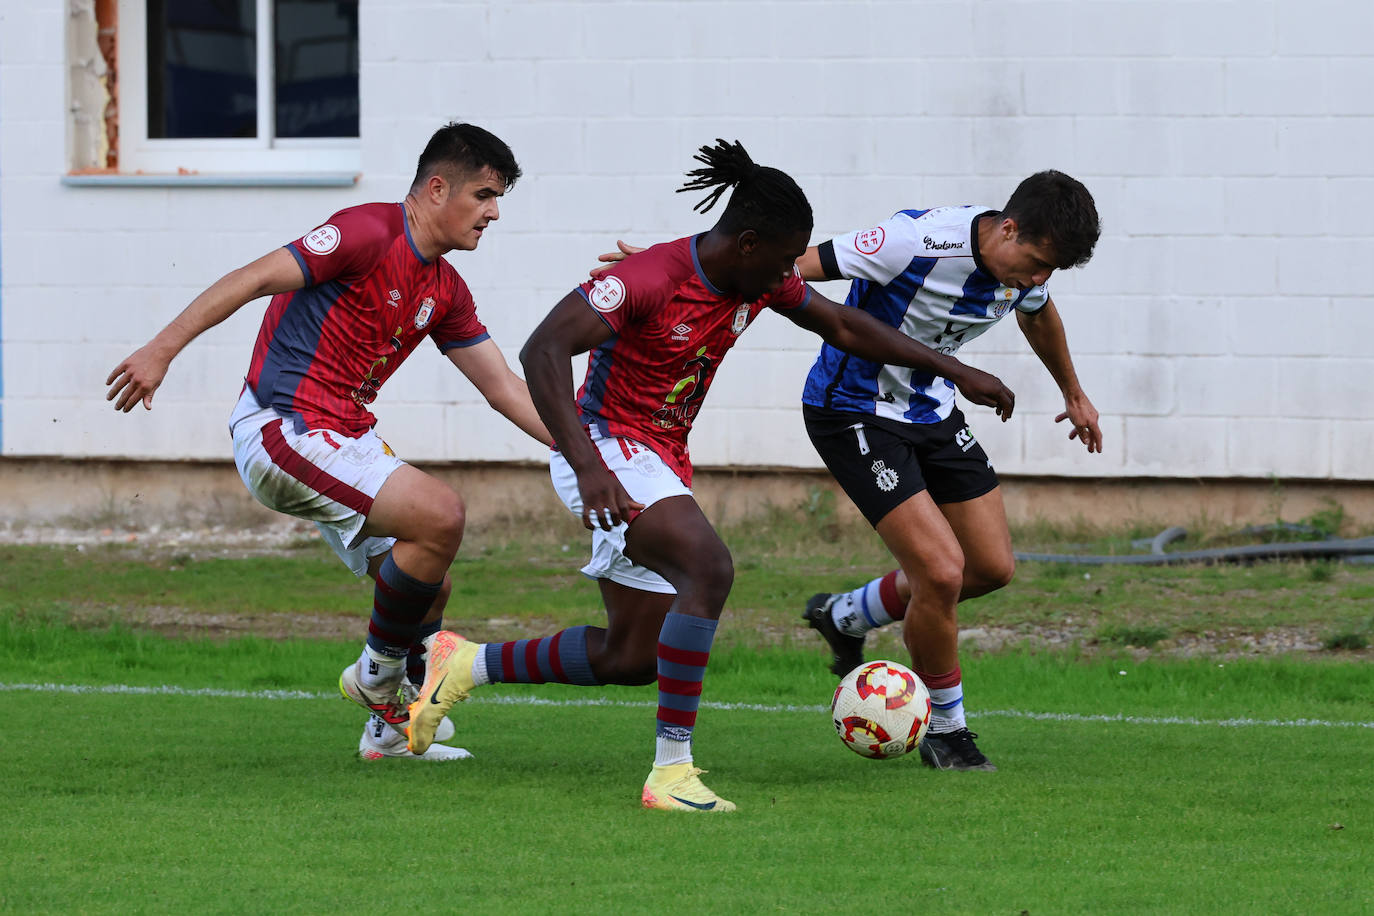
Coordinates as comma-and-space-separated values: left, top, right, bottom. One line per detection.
431, 270, 490, 352
285, 204, 394, 288
764, 266, 812, 313
574, 250, 674, 333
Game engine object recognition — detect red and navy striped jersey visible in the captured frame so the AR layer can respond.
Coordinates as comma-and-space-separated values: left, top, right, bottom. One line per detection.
573, 234, 811, 486
245, 202, 489, 435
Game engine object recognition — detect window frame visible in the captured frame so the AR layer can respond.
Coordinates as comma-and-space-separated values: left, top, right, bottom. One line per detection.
118, 0, 360, 175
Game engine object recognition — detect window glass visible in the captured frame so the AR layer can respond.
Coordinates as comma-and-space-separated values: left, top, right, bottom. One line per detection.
275, 0, 359, 138
146, 0, 257, 139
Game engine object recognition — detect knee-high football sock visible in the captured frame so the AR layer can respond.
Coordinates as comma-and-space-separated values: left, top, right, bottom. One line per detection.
830, 570, 904, 637
653, 612, 718, 767
358, 554, 441, 688
475, 626, 601, 686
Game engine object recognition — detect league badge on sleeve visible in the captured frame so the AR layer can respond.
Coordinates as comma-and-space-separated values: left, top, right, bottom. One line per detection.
303, 224, 341, 255
589, 276, 627, 313
414, 297, 435, 330
855, 227, 885, 255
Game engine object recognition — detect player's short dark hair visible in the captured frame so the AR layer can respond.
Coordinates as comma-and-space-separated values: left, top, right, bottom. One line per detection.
411, 122, 522, 193
1002, 170, 1100, 269
677, 139, 813, 238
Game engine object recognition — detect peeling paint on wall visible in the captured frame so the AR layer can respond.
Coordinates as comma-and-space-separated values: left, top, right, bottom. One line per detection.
67, 0, 117, 171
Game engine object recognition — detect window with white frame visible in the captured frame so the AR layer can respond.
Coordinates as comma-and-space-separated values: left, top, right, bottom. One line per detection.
120, 0, 359, 174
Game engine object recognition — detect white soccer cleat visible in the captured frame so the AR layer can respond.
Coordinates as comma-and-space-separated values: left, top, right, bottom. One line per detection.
339, 660, 408, 736
359, 716, 472, 761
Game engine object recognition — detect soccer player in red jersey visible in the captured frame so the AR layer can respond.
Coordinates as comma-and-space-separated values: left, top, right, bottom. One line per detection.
105, 123, 551, 760
407, 140, 1015, 810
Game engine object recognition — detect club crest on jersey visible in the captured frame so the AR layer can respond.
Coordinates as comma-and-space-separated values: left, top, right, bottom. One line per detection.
589, 276, 627, 313
731, 303, 750, 335
993, 288, 1015, 318
414, 297, 435, 330
303, 224, 341, 255
855, 227, 885, 255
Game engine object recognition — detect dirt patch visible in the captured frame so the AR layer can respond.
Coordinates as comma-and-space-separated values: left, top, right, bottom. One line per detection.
13, 525, 1369, 660
56, 602, 1365, 662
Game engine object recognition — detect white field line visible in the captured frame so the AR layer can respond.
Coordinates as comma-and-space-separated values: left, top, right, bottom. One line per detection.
3, 681, 1372, 730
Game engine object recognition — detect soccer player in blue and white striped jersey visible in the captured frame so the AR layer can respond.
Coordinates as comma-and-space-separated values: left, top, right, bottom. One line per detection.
800, 171, 1102, 771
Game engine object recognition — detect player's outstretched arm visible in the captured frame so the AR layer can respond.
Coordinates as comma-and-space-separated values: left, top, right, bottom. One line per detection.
105, 248, 305, 412
520, 292, 643, 530
786, 290, 1016, 420
1016, 298, 1102, 453
447, 338, 553, 446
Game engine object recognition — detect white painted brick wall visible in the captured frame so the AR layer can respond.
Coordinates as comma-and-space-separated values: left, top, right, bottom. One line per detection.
1, 0, 1370, 482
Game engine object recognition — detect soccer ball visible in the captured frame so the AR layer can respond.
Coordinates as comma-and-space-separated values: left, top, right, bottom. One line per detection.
831, 660, 931, 759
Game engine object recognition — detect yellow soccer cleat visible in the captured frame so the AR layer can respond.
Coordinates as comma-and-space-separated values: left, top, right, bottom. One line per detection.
406, 631, 479, 754
641, 763, 737, 813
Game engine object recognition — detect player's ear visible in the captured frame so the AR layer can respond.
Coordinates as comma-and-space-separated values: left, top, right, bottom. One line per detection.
736, 229, 760, 256
427, 172, 449, 204
1001, 217, 1019, 242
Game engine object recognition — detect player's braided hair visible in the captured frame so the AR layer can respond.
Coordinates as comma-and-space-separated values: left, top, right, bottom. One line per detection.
1002, 170, 1100, 269
677, 139, 813, 237
412, 122, 522, 192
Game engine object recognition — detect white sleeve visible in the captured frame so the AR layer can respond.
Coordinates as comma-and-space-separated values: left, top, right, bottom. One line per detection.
1015, 283, 1050, 313
828, 212, 923, 286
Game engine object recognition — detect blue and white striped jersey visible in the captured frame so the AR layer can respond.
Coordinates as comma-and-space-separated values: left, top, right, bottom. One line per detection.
801, 206, 1048, 425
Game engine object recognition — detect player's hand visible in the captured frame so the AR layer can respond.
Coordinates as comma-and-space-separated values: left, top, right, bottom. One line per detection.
1055, 394, 1102, 453
588, 240, 645, 277
105, 343, 174, 412
575, 465, 645, 531
951, 365, 1015, 421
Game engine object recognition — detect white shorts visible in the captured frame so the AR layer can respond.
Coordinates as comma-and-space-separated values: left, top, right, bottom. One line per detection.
229, 388, 402, 577
550, 431, 693, 595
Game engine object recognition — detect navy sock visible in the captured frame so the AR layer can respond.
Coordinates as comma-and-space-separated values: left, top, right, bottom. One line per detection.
483, 626, 600, 685
366, 554, 441, 662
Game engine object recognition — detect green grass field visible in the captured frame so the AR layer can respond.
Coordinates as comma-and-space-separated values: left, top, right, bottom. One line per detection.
2, 520, 1372, 913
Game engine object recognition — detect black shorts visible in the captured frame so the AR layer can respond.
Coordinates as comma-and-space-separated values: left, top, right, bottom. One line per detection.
803, 404, 999, 527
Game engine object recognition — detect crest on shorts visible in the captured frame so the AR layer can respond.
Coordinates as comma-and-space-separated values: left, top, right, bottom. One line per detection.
414, 297, 435, 330
731, 303, 751, 335
871, 459, 899, 492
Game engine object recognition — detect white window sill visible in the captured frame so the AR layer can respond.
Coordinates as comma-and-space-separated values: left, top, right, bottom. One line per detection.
61, 172, 359, 188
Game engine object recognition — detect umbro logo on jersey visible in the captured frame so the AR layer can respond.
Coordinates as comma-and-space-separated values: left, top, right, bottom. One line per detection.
388, 289, 401, 305
671, 323, 692, 341
923, 236, 964, 251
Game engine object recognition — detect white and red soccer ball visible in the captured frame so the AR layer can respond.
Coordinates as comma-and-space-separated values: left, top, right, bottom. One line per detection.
831, 660, 932, 759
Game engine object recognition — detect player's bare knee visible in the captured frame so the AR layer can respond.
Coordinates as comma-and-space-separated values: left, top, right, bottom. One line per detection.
968, 555, 1015, 597
424, 493, 466, 556
695, 546, 735, 608
921, 558, 964, 606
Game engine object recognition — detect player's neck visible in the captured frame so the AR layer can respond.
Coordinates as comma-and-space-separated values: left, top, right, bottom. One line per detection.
694, 231, 740, 296
403, 195, 445, 261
